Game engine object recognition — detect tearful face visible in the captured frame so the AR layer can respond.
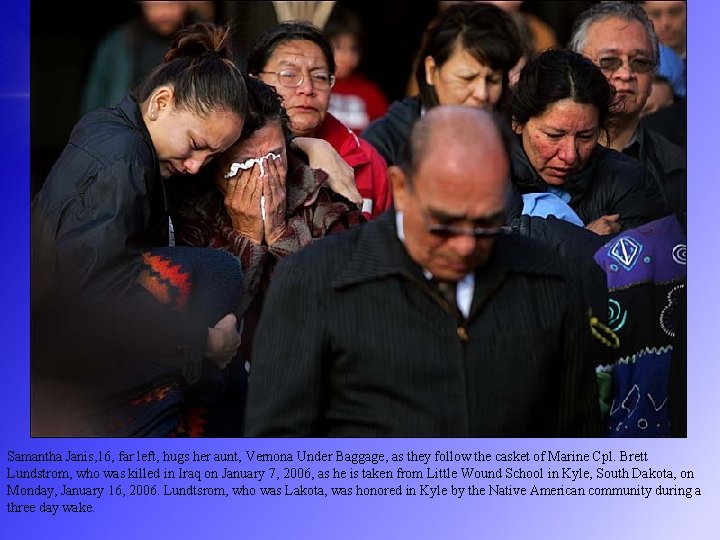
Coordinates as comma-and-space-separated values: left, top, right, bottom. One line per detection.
517, 99, 600, 186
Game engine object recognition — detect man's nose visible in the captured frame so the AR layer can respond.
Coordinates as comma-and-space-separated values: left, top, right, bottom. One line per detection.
612, 61, 634, 81
447, 233, 478, 257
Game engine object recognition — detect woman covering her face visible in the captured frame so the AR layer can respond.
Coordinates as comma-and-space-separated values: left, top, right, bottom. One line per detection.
169, 78, 366, 434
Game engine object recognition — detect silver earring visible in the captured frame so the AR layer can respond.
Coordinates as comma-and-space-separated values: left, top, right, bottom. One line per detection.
150, 108, 157, 120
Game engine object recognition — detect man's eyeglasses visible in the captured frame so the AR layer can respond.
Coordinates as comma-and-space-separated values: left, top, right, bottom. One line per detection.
597, 56, 656, 74
416, 199, 511, 239
259, 69, 336, 89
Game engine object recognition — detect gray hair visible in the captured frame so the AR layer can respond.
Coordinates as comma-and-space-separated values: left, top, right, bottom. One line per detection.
569, 1, 659, 65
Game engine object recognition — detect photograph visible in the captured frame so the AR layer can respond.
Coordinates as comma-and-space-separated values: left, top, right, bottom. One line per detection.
7, 1, 717, 538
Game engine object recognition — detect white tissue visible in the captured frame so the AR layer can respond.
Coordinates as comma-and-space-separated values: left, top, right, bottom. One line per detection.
224, 152, 282, 221
224, 152, 281, 178
224, 157, 256, 178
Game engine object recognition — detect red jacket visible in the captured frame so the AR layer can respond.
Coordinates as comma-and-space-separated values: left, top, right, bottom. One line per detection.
328, 74, 389, 134
315, 112, 392, 218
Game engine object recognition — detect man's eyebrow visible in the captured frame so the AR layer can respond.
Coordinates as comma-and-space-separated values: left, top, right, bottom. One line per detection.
596, 48, 652, 56
426, 207, 465, 222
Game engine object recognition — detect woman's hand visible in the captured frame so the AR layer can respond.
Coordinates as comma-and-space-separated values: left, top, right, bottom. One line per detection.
586, 214, 621, 235
263, 157, 288, 245
291, 137, 362, 205
223, 164, 264, 244
204, 313, 242, 370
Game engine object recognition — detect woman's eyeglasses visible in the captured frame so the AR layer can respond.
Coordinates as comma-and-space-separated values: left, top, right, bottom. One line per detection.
259, 69, 336, 89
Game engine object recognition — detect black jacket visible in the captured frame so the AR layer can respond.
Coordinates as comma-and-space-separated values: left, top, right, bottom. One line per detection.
506, 189, 610, 366
640, 99, 686, 149
361, 96, 422, 166
245, 210, 602, 437
31, 94, 209, 425
32, 93, 169, 300
623, 123, 686, 216
508, 196, 606, 311
510, 135, 663, 231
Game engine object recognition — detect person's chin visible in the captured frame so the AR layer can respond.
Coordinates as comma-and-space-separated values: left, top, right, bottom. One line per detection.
659, 35, 680, 48
612, 94, 640, 116
291, 117, 321, 136
433, 269, 465, 282
434, 259, 483, 280
542, 174, 567, 186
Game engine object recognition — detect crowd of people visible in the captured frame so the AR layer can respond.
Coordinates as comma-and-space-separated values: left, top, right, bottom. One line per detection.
31, 1, 686, 438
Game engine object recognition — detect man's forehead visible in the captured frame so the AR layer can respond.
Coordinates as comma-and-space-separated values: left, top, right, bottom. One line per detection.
585, 18, 651, 49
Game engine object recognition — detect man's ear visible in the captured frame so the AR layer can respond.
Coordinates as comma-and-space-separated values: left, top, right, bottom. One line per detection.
388, 165, 410, 212
511, 119, 523, 134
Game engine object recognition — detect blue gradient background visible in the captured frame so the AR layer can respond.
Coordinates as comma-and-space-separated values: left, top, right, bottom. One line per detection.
2, 1, 717, 537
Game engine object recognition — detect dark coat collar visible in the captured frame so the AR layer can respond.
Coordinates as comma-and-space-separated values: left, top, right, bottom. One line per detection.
331, 210, 418, 288
117, 93, 166, 214
119, 93, 154, 145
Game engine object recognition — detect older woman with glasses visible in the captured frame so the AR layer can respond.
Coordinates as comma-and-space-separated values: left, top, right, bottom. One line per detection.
247, 21, 391, 218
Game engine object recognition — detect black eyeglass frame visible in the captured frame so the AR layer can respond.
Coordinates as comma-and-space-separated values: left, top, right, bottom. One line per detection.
411, 191, 512, 239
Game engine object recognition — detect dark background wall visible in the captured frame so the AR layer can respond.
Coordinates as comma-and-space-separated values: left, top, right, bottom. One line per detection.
31, 1, 592, 196
31, 2, 137, 195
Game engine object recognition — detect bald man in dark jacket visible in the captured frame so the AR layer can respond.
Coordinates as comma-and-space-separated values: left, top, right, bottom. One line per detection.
246, 106, 602, 437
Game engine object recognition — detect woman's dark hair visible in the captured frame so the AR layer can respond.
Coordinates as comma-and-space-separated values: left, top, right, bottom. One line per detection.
416, 2, 523, 109
241, 76, 293, 144
509, 48, 614, 133
246, 21, 336, 76
134, 22, 247, 118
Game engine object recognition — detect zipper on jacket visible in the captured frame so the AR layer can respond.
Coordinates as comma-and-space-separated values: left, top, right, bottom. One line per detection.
456, 324, 468, 342
402, 271, 469, 341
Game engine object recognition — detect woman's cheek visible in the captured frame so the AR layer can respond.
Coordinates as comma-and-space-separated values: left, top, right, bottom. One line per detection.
529, 133, 556, 163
